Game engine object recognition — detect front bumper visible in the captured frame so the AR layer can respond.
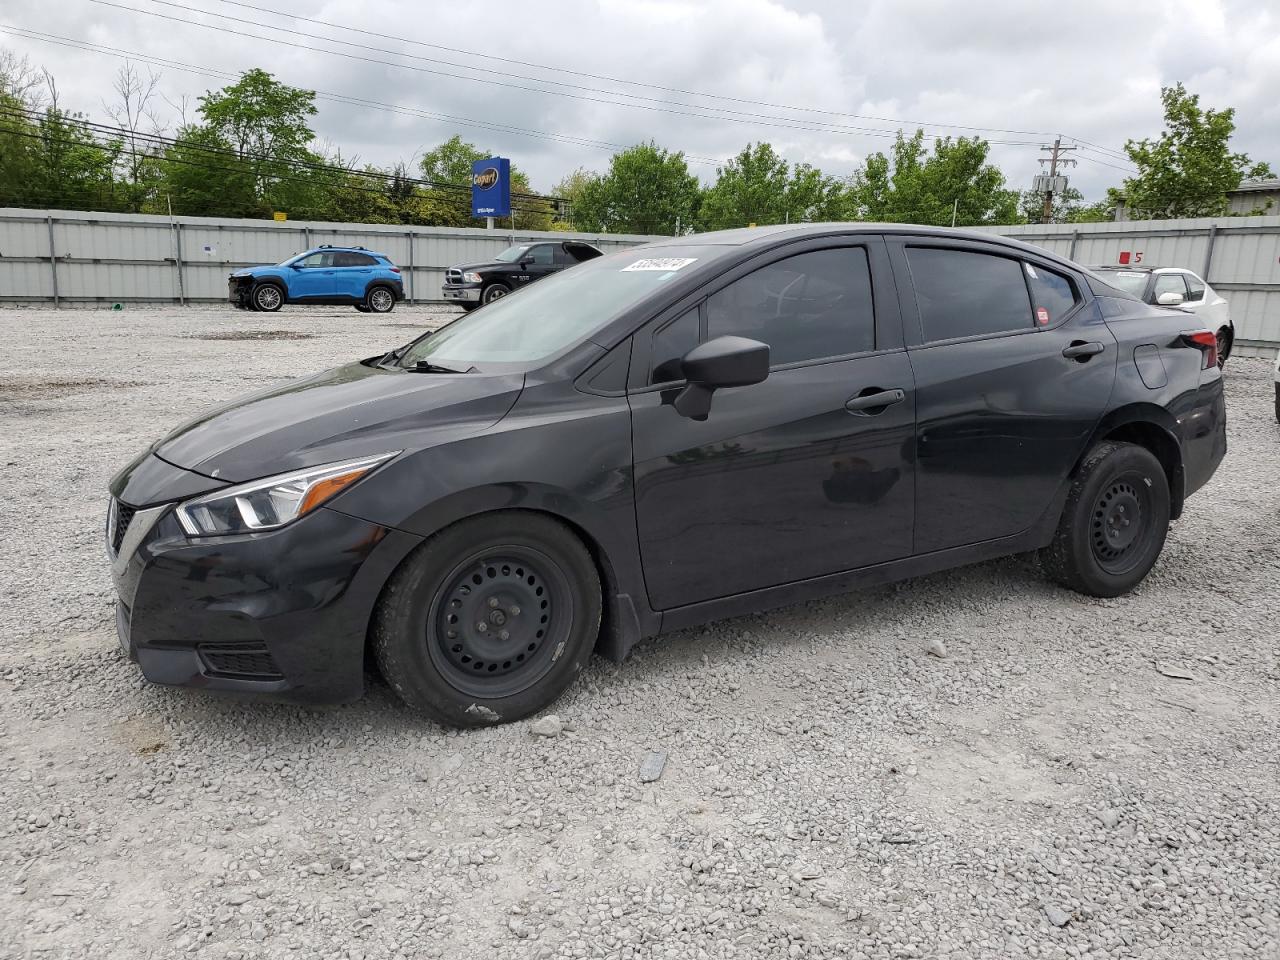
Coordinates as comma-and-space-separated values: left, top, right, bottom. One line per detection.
441, 283, 481, 304
109, 475, 422, 704
228, 276, 252, 308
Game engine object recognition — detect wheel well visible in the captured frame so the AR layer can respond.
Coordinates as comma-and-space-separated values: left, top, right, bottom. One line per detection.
363, 506, 633, 674
1099, 421, 1185, 520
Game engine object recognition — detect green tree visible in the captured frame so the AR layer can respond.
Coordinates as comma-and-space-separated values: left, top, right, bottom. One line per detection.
847, 130, 1020, 226
1121, 83, 1273, 219
419, 135, 551, 229
697, 142, 847, 230
550, 167, 594, 230
162, 125, 256, 217
570, 142, 700, 234
173, 68, 322, 217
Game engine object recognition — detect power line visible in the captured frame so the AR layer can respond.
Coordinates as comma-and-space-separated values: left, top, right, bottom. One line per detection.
205, 0, 1120, 148
0, 115, 560, 220
83, 0, 1052, 146
0, 102, 564, 206
0, 25, 729, 166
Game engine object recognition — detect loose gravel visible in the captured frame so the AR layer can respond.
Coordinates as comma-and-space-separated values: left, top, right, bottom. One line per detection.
2, 305, 1278, 960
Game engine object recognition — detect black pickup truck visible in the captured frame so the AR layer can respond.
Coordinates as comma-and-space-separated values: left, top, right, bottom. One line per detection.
441, 240, 603, 309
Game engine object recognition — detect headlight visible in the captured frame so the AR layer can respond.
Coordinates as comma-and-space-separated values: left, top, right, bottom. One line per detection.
462, 271, 482, 284
175, 453, 397, 537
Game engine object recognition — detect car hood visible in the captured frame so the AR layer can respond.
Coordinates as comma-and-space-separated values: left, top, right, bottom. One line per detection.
451, 260, 513, 274
155, 361, 525, 483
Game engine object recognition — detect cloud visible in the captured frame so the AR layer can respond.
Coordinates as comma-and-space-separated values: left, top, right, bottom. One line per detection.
3, 0, 1275, 199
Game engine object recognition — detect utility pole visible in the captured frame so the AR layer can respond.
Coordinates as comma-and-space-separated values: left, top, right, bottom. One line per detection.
1037, 136, 1077, 224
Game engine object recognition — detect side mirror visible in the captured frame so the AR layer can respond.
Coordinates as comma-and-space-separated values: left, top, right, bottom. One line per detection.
1157, 291, 1185, 306
290, 263, 302, 270
518, 257, 534, 267
672, 336, 770, 420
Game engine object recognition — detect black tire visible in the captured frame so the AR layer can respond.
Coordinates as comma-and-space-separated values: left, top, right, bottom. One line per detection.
366, 285, 396, 314
251, 282, 284, 312
460, 303, 480, 312
372, 512, 601, 727
481, 282, 511, 306
1216, 326, 1232, 368
1041, 441, 1170, 598
355, 304, 372, 313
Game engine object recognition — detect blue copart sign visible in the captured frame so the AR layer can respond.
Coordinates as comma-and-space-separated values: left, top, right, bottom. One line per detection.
471, 157, 511, 218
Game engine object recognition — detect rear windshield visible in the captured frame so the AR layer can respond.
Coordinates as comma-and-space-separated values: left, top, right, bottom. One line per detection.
400, 246, 722, 368
1088, 269, 1147, 299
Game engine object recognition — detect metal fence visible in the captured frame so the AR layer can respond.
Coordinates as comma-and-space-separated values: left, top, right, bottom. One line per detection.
2, 207, 1277, 357
0, 207, 661, 308
983, 215, 1280, 358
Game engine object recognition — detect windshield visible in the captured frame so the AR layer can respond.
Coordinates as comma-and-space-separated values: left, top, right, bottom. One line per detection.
1092, 269, 1149, 297
400, 246, 718, 368
493, 245, 531, 263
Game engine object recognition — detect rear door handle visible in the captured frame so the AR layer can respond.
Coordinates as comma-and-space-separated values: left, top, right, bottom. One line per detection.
1062, 340, 1105, 360
845, 388, 906, 415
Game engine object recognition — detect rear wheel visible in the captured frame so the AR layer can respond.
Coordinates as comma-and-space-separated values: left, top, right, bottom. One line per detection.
366, 285, 396, 314
251, 282, 284, 312
1041, 441, 1170, 598
373, 512, 601, 727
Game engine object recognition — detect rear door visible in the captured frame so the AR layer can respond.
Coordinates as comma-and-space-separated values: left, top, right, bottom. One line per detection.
889, 237, 1117, 554
630, 237, 917, 610
331, 251, 378, 299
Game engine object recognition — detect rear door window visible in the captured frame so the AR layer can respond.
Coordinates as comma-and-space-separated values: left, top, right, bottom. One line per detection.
1023, 262, 1079, 326
333, 251, 377, 267
906, 247, 1033, 341
705, 247, 876, 366
1184, 273, 1206, 302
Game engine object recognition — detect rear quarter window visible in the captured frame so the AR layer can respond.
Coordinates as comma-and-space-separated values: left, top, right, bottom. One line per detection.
1023, 262, 1079, 326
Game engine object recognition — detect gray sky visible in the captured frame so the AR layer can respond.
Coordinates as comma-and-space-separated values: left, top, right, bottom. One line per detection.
3, 0, 1276, 199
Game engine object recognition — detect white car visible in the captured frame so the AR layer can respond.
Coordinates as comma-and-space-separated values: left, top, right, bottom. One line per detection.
1274, 349, 1279, 423
1090, 266, 1233, 367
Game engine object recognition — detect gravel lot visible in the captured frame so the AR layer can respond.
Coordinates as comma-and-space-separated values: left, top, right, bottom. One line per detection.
2, 305, 1278, 960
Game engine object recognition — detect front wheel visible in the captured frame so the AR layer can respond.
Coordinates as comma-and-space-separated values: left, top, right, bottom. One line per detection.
366, 286, 396, 314
1041, 441, 1170, 598
373, 512, 601, 727
251, 283, 283, 312
481, 282, 510, 305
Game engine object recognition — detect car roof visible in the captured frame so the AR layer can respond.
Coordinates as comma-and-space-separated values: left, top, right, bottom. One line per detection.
1089, 265, 1195, 275
646, 222, 1082, 268
311, 245, 390, 256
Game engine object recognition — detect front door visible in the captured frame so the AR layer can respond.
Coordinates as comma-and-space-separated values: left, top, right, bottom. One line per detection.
889, 238, 1117, 554
629, 239, 916, 611
289, 251, 337, 299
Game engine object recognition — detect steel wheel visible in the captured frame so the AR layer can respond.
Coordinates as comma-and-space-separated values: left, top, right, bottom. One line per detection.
427, 546, 570, 699
368, 287, 395, 313
1089, 472, 1153, 576
253, 284, 283, 311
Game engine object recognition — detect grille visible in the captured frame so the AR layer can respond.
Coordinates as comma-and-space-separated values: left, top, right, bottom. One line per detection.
198, 643, 283, 679
445, 268, 463, 283
110, 499, 137, 554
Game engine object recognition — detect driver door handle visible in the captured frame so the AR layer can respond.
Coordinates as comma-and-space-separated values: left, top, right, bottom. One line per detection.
845, 388, 906, 415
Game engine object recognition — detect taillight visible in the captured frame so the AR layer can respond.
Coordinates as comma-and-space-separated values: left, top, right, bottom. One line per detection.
1180, 330, 1218, 370
390, 266, 401, 274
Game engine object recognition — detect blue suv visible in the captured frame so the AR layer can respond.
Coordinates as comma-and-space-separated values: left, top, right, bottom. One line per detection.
229, 245, 406, 314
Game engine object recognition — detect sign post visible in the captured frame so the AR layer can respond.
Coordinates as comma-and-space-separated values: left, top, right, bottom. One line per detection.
471, 158, 511, 224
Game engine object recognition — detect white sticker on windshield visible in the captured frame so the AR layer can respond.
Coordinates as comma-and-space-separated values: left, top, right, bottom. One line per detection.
622, 257, 698, 272
1118, 271, 1145, 278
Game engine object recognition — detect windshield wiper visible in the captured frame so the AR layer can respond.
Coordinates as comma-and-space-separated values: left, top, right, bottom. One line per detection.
409, 360, 473, 374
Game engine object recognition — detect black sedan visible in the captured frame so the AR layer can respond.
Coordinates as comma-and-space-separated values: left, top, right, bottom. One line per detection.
108, 225, 1226, 726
